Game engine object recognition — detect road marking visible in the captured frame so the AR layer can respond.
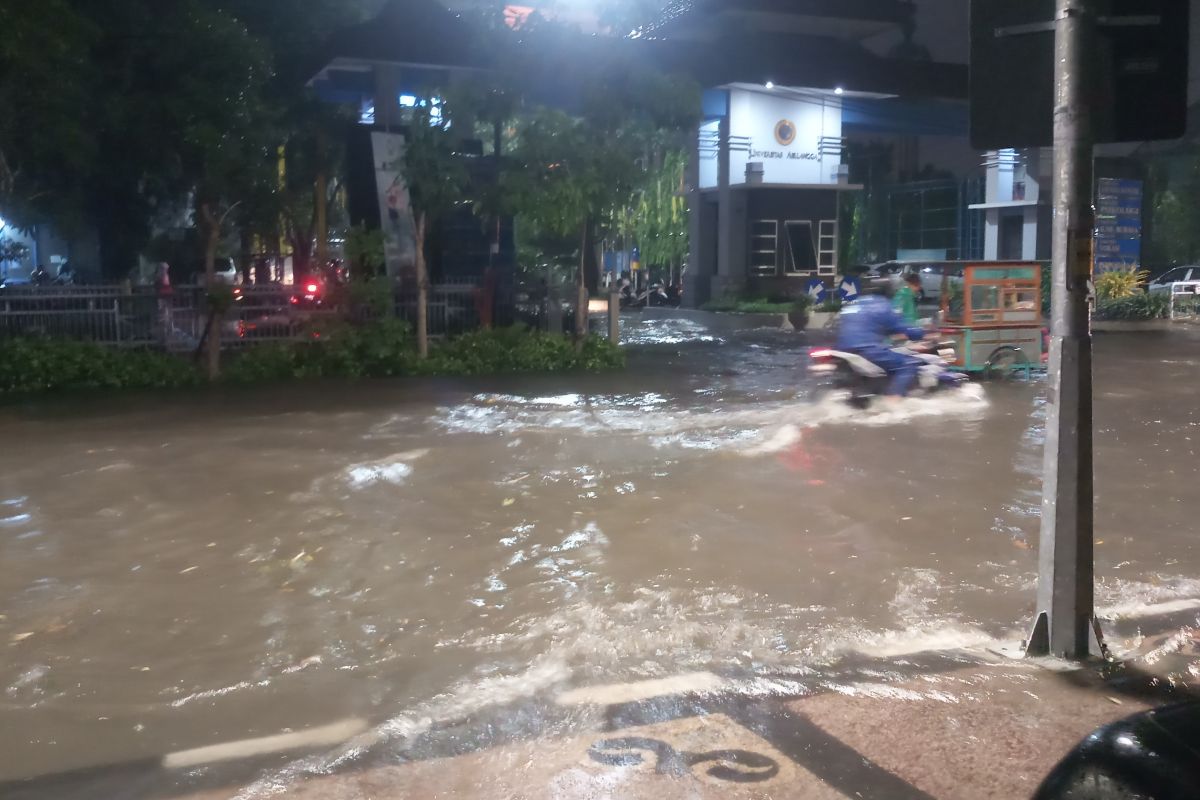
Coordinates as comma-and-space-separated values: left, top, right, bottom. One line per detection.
162, 718, 369, 769
556, 672, 724, 706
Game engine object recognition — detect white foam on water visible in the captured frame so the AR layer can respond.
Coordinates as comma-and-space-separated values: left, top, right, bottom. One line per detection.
556, 671, 724, 706
340, 448, 430, 488
1096, 576, 1200, 620
434, 384, 990, 455
345, 462, 412, 487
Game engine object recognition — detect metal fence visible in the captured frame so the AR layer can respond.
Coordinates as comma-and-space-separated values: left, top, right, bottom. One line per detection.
0, 281, 519, 349
1170, 281, 1200, 322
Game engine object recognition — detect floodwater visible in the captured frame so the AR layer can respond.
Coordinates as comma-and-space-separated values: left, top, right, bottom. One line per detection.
2, 316, 1200, 795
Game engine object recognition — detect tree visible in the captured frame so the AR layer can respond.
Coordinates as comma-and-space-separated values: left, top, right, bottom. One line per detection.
0, 1, 95, 232
403, 104, 468, 358
507, 65, 698, 339
631, 148, 688, 283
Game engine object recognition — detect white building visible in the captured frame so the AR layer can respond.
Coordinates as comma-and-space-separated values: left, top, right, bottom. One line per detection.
689, 84, 860, 301
969, 149, 1052, 262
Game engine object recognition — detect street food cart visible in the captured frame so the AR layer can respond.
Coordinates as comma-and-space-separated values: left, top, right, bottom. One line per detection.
938, 262, 1045, 377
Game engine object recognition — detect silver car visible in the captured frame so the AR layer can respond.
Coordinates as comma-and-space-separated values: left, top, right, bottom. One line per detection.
1147, 266, 1200, 294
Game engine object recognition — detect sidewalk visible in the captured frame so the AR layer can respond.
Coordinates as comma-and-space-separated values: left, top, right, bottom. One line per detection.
11, 626, 1199, 800
179, 648, 1188, 800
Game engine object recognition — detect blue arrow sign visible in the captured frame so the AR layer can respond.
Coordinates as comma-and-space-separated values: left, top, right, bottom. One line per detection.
805, 279, 828, 304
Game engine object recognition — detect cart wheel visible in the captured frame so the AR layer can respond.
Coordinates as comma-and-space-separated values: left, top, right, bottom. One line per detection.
985, 347, 1029, 381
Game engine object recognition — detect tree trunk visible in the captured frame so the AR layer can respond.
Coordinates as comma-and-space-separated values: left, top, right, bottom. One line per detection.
575, 221, 589, 347
199, 202, 221, 381
315, 168, 329, 271
415, 212, 429, 359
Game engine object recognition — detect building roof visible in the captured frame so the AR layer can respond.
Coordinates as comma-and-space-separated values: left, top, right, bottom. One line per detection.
312, 0, 965, 103
642, 0, 914, 42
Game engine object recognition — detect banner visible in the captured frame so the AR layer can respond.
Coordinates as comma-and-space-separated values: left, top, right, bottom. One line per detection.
1094, 178, 1142, 274
371, 131, 416, 278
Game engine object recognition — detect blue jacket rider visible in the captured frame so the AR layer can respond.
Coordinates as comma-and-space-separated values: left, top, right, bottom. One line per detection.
836, 293, 925, 397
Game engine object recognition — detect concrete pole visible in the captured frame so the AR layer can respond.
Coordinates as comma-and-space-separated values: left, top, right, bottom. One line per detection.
717, 116, 734, 288
1027, 0, 1103, 660
609, 287, 620, 344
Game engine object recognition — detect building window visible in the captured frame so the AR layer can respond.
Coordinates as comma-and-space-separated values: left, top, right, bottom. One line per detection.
784, 221, 817, 275
818, 220, 837, 276
750, 220, 778, 276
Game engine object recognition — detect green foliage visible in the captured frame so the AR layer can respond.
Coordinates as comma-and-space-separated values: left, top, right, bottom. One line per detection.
703, 294, 812, 314
815, 297, 843, 313
223, 322, 622, 383
1094, 268, 1149, 300
206, 284, 237, 314
0, 0, 94, 228
224, 318, 415, 382
418, 327, 625, 375
344, 225, 386, 278
0, 339, 201, 396
631, 149, 688, 273
0, 0, 381, 276
1040, 265, 1052, 315
345, 276, 396, 319
0, 237, 30, 263
404, 102, 469, 233
1093, 292, 1170, 321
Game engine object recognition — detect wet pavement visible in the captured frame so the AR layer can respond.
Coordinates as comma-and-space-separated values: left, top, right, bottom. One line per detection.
3, 315, 1200, 798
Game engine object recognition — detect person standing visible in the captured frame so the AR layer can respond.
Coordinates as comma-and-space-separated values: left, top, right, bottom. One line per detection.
155, 262, 174, 345
894, 272, 921, 325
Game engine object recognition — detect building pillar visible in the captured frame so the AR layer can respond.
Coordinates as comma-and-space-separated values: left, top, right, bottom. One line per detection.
984, 210, 999, 260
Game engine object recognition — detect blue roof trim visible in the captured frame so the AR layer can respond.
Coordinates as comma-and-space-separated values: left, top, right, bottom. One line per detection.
842, 99, 967, 137
702, 89, 729, 119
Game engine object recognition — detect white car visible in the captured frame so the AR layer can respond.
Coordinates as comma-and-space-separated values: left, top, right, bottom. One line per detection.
911, 264, 964, 303
1147, 266, 1200, 294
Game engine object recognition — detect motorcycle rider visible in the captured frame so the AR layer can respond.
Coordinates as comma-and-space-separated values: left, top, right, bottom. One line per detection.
836, 278, 926, 398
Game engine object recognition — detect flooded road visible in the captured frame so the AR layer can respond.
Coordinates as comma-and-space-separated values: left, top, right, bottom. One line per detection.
2, 317, 1200, 795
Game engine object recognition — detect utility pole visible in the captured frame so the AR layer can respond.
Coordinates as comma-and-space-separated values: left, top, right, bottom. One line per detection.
1026, 0, 1104, 659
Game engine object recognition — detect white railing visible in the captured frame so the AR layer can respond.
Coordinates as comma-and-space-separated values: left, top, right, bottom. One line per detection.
0, 281, 518, 349
1170, 281, 1200, 322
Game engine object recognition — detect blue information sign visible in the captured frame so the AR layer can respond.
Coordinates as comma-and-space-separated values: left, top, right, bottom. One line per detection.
1094, 178, 1142, 273
838, 277, 861, 302
805, 279, 828, 304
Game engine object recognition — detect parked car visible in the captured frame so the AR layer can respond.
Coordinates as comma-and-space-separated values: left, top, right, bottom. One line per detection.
1147, 266, 1200, 295
1035, 701, 1200, 799
863, 262, 963, 302
196, 257, 239, 286
911, 263, 965, 303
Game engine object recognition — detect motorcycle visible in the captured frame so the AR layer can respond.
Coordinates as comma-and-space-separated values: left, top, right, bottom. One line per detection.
808, 338, 967, 409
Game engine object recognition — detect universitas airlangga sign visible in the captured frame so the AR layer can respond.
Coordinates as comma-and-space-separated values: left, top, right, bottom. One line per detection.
729, 88, 841, 185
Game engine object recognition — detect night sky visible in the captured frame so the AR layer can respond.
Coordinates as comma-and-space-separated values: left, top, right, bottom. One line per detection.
909, 0, 970, 64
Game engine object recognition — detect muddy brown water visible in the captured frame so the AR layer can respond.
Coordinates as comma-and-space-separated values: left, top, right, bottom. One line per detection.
2, 319, 1199, 791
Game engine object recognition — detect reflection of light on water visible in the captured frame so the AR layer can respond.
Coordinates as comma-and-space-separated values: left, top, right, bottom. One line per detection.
621, 317, 722, 345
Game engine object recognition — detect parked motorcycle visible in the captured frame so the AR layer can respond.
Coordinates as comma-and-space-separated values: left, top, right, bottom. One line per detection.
808, 339, 967, 409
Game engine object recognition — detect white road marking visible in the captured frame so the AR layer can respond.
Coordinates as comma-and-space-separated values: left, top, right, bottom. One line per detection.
162, 718, 369, 769
555, 672, 725, 706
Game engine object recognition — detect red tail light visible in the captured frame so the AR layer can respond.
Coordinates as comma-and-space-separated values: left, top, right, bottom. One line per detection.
305, 283, 319, 294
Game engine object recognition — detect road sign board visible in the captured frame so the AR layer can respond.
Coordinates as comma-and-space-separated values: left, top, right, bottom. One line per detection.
970, 0, 1188, 149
